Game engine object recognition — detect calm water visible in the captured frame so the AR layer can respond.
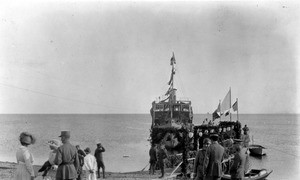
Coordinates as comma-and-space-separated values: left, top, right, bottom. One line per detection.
0, 114, 299, 179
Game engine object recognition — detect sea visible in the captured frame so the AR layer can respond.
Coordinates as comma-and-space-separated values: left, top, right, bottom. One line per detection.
0, 114, 299, 179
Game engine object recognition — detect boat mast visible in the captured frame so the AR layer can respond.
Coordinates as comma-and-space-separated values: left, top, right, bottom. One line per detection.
236, 98, 239, 121
167, 52, 177, 119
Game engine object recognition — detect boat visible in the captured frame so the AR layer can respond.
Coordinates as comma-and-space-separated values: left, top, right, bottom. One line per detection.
222, 169, 273, 180
150, 53, 193, 152
248, 144, 266, 156
168, 158, 273, 180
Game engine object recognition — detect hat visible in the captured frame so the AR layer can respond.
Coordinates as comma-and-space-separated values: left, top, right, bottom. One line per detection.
84, 147, 91, 153
233, 139, 243, 144
59, 131, 70, 138
97, 142, 102, 146
210, 133, 219, 141
210, 133, 219, 138
20, 132, 36, 145
21, 135, 32, 145
47, 139, 61, 148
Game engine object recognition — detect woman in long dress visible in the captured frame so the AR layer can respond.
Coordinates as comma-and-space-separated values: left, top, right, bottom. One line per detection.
15, 132, 36, 180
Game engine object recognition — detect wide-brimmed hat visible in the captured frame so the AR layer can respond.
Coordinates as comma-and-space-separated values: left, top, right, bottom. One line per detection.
20, 132, 36, 145
47, 139, 61, 148
84, 147, 91, 154
59, 131, 70, 138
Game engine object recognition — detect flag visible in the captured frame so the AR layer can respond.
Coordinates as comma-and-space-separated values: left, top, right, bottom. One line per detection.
170, 53, 176, 65
225, 110, 230, 116
212, 103, 221, 120
212, 110, 220, 120
221, 89, 231, 113
232, 100, 238, 111
168, 68, 176, 85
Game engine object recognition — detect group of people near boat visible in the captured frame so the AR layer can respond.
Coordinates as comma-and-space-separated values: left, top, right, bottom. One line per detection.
192, 126, 251, 180
15, 131, 105, 180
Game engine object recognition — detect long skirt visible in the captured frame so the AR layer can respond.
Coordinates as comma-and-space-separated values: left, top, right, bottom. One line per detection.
15, 163, 32, 180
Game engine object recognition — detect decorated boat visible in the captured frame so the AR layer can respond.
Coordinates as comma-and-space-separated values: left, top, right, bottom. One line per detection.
149, 53, 194, 176
150, 53, 193, 151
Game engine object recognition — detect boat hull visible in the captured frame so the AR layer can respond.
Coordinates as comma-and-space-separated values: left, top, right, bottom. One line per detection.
221, 169, 273, 180
249, 145, 266, 156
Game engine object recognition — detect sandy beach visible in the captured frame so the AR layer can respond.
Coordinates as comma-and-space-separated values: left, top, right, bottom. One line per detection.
0, 161, 177, 180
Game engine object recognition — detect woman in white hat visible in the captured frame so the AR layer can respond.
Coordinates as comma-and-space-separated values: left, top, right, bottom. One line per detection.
15, 132, 36, 180
38, 139, 61, 177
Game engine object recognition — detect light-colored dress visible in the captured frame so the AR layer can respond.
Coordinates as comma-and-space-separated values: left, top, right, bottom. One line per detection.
83, 154, 97, 180
15, 145, 35, 180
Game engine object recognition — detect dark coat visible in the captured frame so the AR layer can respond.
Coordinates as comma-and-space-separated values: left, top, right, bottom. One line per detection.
194, 149, 207, 180
149, 147, 157, 164
94, 146, 105, 162
157, 148, 167, 167
204, 141, 224, 178
55, 142, 79, 180
230, 148, 247, 179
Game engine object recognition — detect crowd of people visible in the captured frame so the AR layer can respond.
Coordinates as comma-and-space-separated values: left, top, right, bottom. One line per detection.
193, 127, 250, 180
14, 131, 106, 180
147, 126, 251, 180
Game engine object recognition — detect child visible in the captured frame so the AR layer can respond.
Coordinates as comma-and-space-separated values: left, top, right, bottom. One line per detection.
38, 139, 61, 177
83, 147, 98, 180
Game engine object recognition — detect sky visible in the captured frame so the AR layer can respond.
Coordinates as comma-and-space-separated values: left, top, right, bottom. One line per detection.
0, 0, 300, 114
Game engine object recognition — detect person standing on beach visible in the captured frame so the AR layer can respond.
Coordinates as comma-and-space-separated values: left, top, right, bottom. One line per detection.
193, 138, 211, 180
15, 132, 36, 180
241, 129, 250, 148
204, 134, 224, 180
76, 145, 86, 180
149, 144, 157, 175
83, 147, 97, 180
157, 143, 167, 178
94, 143, 106, 178
55, 131, 79, 180
229, 139, 246, 180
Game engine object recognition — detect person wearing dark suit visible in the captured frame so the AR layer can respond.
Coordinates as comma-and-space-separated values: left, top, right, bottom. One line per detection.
76, 145, 86, 180
193, 138, 211, 180
230, 139, 247, 180
204, 134, 224, 180
55, 131, 79, 180
94, 143, 106, 178
157, 144, 167, 178
149, 144, 157, 175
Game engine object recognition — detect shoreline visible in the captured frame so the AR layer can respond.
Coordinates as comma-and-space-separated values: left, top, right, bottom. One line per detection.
0, 161, 176, 180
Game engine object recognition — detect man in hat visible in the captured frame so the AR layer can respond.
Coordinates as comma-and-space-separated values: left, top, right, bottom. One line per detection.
94, 143, 106, 178
76, 145, 86, 180
55, 131, 79, 180
83, 147, 97, 180
204, 134, 224, 180
230, 139, 247, 180
193, 138, 211, 180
